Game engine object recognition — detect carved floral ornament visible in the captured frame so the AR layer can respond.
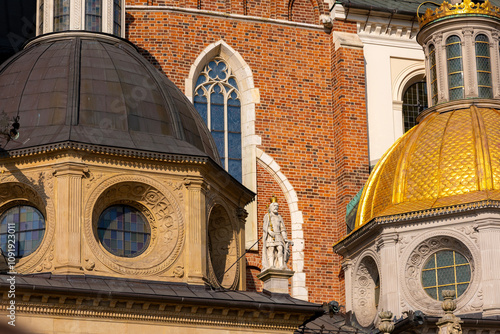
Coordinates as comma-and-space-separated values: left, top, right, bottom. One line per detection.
400, 232, 481, 315
0, 181, 56, 273
83, 175, 184, 276
418, 0, 500, 28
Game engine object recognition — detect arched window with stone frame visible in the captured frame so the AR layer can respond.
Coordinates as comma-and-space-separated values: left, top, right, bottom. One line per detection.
446, 35, 464, 101
475, 34, 493, 99
403, 80, 428, 132
193, 57, 242, 183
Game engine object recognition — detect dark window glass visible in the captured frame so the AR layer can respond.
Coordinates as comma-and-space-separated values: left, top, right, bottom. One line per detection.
113, 0, 122, 36
85, 0, 102, 32
446, 35, 464, 100
403, 81, 428, 132
39, 0, 44, 34
97, 205, 150, 257
0, 206, 45, 258
53, 0, 70, 32
475, 34, 492, 98
194, 57, 242, 182
422, 250, 471, 301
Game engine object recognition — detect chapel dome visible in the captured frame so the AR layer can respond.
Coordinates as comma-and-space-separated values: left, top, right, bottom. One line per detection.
355, 104, 500, 228
0, 31, 220, 162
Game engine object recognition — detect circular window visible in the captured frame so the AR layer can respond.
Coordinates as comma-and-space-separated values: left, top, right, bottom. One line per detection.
421, 250, 471, 301
97, 205, 151, 257
0, 206, 45, 258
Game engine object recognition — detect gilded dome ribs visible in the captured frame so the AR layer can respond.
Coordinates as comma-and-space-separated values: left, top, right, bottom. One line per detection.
355, 104, 500, 229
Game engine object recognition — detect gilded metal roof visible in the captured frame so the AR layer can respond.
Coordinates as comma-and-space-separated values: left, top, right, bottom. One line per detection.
355, 106, 500, 228
0, 32, 220, 162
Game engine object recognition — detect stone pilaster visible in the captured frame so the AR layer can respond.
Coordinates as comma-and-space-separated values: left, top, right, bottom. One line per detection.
237, 208, 248, 290
477, 220, 500, 316
341, 259, 353, 312
52, 162, 87, 274
184, 177, 207, 285
377, 231, 400, 316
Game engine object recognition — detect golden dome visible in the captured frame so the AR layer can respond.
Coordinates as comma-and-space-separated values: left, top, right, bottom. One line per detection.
355, 105, 500, 228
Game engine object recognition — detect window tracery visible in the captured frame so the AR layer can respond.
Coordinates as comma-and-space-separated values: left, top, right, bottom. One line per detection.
194, 57, 242, 182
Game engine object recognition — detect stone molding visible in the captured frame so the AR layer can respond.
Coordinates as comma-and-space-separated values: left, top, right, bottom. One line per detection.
0, 291, 309, 331
256, 148, 307, 301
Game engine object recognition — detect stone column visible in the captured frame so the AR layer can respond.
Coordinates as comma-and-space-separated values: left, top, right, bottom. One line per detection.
378, 311, 395, 334
184, 177, 207, 285
377, 231, 400, 316
52, 162, 87, 274
477, 219, 500, 316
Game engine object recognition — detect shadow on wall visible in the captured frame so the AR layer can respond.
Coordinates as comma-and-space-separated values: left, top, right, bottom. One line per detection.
0, 322, 31, 334
124, 12, 167, 77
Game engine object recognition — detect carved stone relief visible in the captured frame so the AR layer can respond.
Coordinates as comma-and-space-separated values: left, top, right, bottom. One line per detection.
400, 231, 480, 315
207, 204, 239, 289
84, 175, 184, 276
353, 256, 380, 328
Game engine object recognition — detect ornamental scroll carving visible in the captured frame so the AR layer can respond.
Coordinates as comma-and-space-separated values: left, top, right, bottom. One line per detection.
400, 232, 480, 315
353, 256, 379, 328
84, 175, 184, 276
207, 204, 239, 289
0, 181, 55, 273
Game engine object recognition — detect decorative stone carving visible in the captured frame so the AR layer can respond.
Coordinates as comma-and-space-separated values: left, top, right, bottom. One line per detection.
262, 197, 293, 270
83, 175, 184, 276
455, 224, 478, 244
84, 258, 95, 271
353, 256, 379, 328
436, 290, 463, 334
320, 14, 333, 29
400, 232, 480, 315
207, 204, 239, 289
378, 311, 395, 334
36, 246, 54, 272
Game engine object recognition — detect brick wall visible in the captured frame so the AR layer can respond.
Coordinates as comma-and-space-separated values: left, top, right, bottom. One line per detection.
125, 1, 369, 304
289, 0, 318, 25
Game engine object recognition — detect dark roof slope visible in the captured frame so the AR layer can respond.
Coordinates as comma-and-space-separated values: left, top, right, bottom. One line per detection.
0, 31, 219, 162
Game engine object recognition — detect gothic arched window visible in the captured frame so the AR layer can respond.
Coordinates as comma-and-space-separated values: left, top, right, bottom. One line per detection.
53, 0, 70, 32
429, 44, 438, 105
403, 81, 428, 132
475, 34, 493, 98
446, 35, 464, 100
194, 57, 242, 182
85, 0, 102, 32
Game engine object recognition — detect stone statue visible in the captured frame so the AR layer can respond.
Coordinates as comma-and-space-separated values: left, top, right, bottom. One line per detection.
262, 197, 293, 270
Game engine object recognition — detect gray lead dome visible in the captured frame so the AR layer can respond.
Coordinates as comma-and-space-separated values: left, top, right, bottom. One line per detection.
0, 32, 219, 162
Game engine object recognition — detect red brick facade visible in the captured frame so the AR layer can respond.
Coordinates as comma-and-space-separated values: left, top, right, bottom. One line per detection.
125, 0, 369, 304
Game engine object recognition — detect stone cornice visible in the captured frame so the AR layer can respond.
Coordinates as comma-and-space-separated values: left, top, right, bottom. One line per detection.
334, 199, 500, 254
0, 286, 320, 331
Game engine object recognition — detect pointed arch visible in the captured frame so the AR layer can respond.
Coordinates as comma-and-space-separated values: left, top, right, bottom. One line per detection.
186, 40, 261, 251
256, 148, 308, 301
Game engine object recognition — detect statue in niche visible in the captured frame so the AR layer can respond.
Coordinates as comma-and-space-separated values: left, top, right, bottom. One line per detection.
262, 196, 293, 270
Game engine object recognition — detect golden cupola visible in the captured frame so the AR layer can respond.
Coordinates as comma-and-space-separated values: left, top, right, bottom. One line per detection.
355, 0, 500, 228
